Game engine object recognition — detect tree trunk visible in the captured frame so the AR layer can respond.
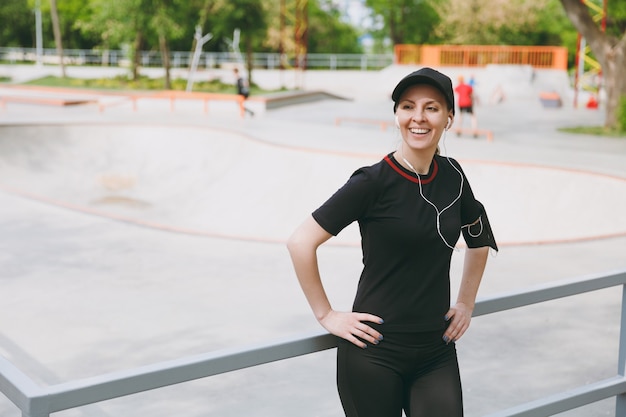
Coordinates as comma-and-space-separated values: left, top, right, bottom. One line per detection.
601, 44, 626, 128
159, 34, 171, 90
49, 0, 66, 78
560, 0, 626, 129
389, 10, 400, 45
132, 31, 144, 81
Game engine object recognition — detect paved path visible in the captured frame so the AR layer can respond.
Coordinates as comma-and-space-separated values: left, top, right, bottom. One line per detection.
0, 65, 625, 417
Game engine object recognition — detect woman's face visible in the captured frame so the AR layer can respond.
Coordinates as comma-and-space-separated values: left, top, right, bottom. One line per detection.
395, 84, 452, 153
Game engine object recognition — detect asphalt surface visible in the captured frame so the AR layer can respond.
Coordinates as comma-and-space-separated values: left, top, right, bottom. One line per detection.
0, 64, 625, 417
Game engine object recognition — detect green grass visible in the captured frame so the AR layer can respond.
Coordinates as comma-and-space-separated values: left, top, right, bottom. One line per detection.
558, 125, 626, 138
21, 74, 278, 96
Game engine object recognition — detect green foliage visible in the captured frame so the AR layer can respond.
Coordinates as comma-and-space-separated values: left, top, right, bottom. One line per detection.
607, 0, 626, 39
433, 0, 577, 47
619, 95, 626, 133
150, 1, 186, 41
23, 0, 100, 49
0, 0, 33, 47
308, 0, 363, 54
71, 0, 140, 48
558, 126, 625, 137
365, 0, 442, 46
209, 0, 268, 52
1, 0, 614, 59
513, 0, 575, 46
21, 74, 276, 95
0, 0, 366, 56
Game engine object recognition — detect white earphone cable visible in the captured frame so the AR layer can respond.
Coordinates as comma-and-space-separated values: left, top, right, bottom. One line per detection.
401, 127, 465, 250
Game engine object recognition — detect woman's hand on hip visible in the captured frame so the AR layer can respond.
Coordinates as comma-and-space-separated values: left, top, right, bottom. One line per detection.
319, 310, 384, 349
443, 302, 473, 344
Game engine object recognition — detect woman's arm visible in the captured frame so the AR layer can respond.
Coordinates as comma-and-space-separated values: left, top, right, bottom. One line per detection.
443, 246, 489, 343
287, 215, 384, 349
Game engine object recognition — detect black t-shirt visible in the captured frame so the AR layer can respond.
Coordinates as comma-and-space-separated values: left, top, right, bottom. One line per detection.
236, 77, 249, 98
313, 153, 496, 332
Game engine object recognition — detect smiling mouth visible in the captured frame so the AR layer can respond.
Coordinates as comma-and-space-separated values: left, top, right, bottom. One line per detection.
409, 128, 430, 134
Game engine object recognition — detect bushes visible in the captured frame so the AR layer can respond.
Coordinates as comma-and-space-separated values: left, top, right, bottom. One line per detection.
24, 75, 242, 93
619, 95, 626, 133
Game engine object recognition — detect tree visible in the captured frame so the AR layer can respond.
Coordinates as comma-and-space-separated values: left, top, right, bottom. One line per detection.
434, 0, 571, 46
365, 0, 442, 46
75, 0, 154, 80
49, 0, 66, 77
307, 0, 363, 54
263, 0, 364, 63
74, 1, 128, 50
560, 0, 626, 129
209, 0, 268, 83
53, 0, 101, 49
0, 0, 34, 47
362, 0, 579, 55
148, 0, 185, 89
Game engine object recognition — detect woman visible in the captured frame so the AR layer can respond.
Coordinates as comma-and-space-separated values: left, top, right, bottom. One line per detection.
287, 67, 497, 417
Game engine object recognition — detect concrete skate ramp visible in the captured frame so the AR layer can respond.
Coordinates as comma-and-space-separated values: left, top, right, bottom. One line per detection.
0, 123, 372, 245
1, 123, 625, 246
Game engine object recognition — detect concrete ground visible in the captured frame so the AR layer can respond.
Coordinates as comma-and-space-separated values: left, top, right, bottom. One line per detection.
0, 64, 625, 417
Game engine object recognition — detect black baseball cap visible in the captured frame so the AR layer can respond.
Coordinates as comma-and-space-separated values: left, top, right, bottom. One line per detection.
391, 67, 455, 114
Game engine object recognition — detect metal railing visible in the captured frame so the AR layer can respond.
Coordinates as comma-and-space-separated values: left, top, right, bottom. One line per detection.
0, 47, 394, 71
1, 268, 625, 417
0, 45, 570, 72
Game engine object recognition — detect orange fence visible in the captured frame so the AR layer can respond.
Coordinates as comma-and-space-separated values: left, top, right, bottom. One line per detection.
394, 45, 568, 70
96, 90, 245, 116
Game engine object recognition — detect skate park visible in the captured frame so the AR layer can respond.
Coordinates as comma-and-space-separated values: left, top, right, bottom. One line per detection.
1, 63, 626, 416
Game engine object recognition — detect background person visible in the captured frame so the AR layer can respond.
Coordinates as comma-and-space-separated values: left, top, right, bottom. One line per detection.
233, 67, 254, 117
454, 75, 478, 137
468, 74, 480, 105
287, 67, 497, 417
489, 84, 507, 104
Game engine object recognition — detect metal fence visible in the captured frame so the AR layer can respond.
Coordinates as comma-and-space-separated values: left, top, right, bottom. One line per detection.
0, 47, 394, 71
1, 269, 625, 417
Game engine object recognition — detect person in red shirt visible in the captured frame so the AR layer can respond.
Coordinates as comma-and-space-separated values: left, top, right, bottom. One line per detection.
454, 75, 478, 137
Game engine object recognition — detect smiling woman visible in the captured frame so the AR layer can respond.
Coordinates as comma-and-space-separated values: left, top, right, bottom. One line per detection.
394, 83, 451, 168
286, 68, 499, 417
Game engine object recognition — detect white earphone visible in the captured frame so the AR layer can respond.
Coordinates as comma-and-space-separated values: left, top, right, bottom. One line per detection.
395, 115, 400, 129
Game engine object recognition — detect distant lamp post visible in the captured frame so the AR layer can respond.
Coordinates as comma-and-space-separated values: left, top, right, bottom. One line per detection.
35, 0, 43, 66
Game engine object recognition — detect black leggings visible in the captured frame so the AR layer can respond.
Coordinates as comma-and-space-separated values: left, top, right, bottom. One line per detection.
336, 329, 463, 417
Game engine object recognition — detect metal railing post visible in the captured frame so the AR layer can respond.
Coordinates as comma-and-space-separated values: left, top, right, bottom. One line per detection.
616, 284, 626, 415
0, 355, 50, 417
23, 397, 50, 417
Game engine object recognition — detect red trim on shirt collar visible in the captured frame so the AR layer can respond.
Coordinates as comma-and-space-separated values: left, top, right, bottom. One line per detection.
384, 155, 438, 184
